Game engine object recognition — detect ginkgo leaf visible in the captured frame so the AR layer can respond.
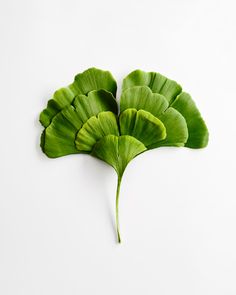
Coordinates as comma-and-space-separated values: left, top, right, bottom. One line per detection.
76, 111, 119, 151
40, 88, 75, 128
73, 89, 118, 123
149, 107, 188, 148
40, 68, 117, 127
92, 134, 146, 242
171, 92, 209, 148
42, 90, 118, 158
120, 86, 168, 116
122, 69, 182, 104
39, 67, 209, 243
92, 135, 146, 178
119, 108, 166, 147
43, 106, 82, 158
121, 71, 209, 149
70, 67, 117, 96
119, 86, 188, 147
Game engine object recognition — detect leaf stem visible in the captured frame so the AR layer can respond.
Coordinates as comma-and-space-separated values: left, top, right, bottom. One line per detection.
116, 176, 122, 243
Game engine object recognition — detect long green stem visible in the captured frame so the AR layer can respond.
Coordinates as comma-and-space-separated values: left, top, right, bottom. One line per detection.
116, 176, 122, 243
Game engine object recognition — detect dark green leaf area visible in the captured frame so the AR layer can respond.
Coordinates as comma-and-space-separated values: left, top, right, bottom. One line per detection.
40, 68, 117, 127
69, 67, 117, 97
41, 90, 118, 158
122, 70, 182, 104
43, 106, 83, 158
119, 108, 166, 148
92, 135, 146, 178
76, 112, 119, 151
40, 88, 75, 127
171, 92, 209, 148
73, 89, 118, 123
120, 86, 168, 117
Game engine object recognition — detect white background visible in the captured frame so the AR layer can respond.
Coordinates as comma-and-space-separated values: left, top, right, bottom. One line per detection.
0, 0, 236, 294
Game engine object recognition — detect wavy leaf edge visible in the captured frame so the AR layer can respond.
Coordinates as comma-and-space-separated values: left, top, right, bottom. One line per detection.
39, 67, 209, 243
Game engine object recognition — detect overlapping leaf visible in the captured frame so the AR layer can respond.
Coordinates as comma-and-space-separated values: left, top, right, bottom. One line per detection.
40, 68, 117, 127
122, 70, 208, 148
40, 67, 209, 242
40, 67, 209, 191
41, 89, 118, 158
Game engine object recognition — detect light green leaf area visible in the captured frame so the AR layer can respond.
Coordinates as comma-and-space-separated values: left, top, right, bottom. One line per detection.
40, 68, 117, 127
149, 107, 188, 149
120, 86, 168, 116
76, 112, 119, 151
171, 92, 209, 148
119, 108, 166, 148
92, 135, 146, 178
122, 70, 182, 104
73, 89, 118, 123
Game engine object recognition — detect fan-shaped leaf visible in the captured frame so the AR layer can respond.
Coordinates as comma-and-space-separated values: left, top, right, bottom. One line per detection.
120, 86, 168, 116
43, 106, 82, 158
76, 112, 119, 151
92, 135, 146, 178
122, 70, 182, 104
39, 67, 209, 243
40, 68, 117, 127
40, 88, 75, 128
42, 89, 118, 158
171, 92, 209, 148
73, 89, 118, 123
70, 67, 117, 97
149, 107, 188, 148
119, 108, 166, 147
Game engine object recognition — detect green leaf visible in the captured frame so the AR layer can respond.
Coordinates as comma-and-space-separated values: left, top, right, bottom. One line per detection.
92, 135, 146, 178
42, 90, 118, 158
119, 108, 166, 147
171, 92, 209, 148
149, 107, 188, 148
39, 68, 209, 243
119, 85, 188, 148
122, 70, 182, 104
76, 111, 119, 151
40, 88, 75, 127
92, 134, 146, 243
40, 68, 117, 127
70, 67, 117, 97
43, 106, 82, 158
120, 86, 168, 116
73, 89, 118, 123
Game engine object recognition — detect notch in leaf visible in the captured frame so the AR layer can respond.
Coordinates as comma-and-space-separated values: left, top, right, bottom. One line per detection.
40, 67, 209, 243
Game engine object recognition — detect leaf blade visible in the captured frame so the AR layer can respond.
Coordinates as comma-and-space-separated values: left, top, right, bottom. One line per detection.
149, 107, 189, 148
120, 86, 168, 116
75, 111, 119, 151
92, 135, 146, 177
122, 70, 182, 104
119, 108, 166, 148
171, 92, 209, 148
42, 106, 82, 158
40, 68, 117, 127
73, 89, 118, 123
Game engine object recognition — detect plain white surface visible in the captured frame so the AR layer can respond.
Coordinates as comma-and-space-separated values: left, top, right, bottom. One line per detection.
1, 0, 236, 294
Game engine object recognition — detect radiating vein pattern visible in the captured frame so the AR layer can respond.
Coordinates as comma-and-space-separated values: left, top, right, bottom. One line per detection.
40, 67, 209, 243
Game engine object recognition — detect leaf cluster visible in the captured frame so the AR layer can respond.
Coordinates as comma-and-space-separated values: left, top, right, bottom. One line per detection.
40, 68, 208, 178
40, 68, 209, 242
